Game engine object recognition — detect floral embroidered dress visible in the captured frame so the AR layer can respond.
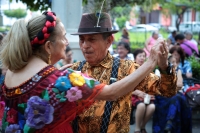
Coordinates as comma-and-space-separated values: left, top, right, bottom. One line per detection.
0, 65, 104, 133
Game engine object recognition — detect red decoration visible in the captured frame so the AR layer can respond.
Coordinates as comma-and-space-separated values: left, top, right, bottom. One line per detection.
31, 11, 56, 47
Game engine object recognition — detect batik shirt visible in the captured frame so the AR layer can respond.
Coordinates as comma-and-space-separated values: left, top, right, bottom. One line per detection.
71, 52, 177, 133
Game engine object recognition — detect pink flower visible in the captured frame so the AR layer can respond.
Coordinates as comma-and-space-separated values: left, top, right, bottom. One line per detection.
0, 101, 5, 121
66, 87, 82, 102
7, 108, 18, 124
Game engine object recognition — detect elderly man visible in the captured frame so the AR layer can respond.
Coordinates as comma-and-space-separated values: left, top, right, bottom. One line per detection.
71, 12, 176, 133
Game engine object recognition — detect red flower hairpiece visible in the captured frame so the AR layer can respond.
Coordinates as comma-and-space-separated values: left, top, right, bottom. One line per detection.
31, 11, 57, 47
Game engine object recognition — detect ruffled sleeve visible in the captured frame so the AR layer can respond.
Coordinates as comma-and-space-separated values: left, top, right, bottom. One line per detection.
35, 68, 105, 133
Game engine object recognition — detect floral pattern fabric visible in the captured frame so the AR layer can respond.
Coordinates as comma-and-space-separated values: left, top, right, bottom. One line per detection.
0, 66, 104, 133
71, 52, 177, 133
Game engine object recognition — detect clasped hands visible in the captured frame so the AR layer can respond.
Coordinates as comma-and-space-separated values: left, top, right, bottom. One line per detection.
148, 38, 169, 71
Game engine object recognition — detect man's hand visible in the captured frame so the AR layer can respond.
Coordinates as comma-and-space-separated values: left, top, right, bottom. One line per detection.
153, 38, 169, 71
59, 64, 73, 70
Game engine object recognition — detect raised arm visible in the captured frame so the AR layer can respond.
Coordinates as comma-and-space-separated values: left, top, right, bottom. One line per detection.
95, 39, 175, 100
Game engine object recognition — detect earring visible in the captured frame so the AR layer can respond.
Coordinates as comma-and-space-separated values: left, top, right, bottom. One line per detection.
48, 54, 51, 65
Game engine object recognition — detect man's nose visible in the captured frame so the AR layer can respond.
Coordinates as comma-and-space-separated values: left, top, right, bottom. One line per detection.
82, 41, 90, 48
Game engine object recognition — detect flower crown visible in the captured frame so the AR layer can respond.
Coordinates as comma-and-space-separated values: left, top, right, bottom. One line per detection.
30, 11, 56, 47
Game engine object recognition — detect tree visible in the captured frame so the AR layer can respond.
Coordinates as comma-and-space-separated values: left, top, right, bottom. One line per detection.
145, 0, 200, 32
158, 0, 200, 32
12, 0, 51, 11
4, 8, 27, 19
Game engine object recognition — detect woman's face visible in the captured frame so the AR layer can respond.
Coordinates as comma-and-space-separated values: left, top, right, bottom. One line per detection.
50, 22, 69, 64
117, 45, 129, 59
135, 52, 146, 65
171, 51, 180, 63
169, 57, 177, 67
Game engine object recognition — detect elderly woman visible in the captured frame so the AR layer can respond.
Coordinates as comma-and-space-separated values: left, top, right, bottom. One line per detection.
131, 49, 155, 133
170, 45, 193, 92
113, 41, 134, 60
0, 11, 175, 133
144, 31, 159, 57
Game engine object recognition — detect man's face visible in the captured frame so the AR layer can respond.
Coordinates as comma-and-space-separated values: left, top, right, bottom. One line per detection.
79, 34, 112, 66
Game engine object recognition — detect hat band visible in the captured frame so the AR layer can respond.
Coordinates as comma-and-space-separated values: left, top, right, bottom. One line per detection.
78, 27, 112, 32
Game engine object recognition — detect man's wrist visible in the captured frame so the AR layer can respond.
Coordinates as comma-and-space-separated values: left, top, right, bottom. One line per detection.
159, 62, 172, 75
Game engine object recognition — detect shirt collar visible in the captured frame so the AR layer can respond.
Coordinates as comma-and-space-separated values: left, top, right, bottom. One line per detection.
86, 52, 113, 69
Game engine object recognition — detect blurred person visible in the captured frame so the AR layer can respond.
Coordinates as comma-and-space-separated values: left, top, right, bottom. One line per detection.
144, 31, 159, 57
168, 30, 177, 45
184, 31, 198, 46
175, 33, 199, 57
0, 11, 175, 133
0, 65, 7, 85
166, 38, 173, 50
55, 46, 73, 69
131, 49, 155, 133
70, 12, 177, 133
153, 54, 192, 133
121, 27, 130, 44
113, 41, 134, 60
170, 45, 193, 92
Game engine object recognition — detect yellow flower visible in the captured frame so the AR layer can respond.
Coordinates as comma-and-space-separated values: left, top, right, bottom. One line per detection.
69, 72, 85, 86
15, 88, 22, 94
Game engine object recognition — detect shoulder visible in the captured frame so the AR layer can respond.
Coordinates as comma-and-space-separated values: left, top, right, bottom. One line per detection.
119, 59, 139, 73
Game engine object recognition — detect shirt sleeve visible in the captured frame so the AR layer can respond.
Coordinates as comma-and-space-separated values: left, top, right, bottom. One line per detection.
128, 63, 177, 97
185, 61, 192, 73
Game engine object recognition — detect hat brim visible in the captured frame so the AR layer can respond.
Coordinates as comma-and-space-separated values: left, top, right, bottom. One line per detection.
71, 30, 118, 35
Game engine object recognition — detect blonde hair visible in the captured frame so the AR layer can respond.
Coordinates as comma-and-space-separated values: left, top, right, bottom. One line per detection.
0, 14, 60, 71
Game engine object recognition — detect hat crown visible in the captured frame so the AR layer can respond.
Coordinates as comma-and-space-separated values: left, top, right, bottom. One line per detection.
79, 12, 112, 29
71, 12, 118, 35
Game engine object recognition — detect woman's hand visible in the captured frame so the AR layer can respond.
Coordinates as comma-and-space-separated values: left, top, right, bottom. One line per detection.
133, 90, 155, 100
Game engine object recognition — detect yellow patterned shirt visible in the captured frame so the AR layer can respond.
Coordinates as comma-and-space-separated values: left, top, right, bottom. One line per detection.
71, 52, 177, 133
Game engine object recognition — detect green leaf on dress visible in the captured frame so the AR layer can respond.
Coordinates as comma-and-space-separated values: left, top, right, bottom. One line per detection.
61, 91, 66, 97
23, 124, 35, 133
59, 97, 67, 102
56, 94, 62, 99
85, 79, 95, 88
2, 111, 8, 130
41, 89, 50, 101
52, 88, 60, 94
18, 103, 27, 114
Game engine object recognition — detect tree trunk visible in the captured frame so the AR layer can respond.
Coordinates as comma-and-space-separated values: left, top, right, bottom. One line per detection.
175, 7, 188, 32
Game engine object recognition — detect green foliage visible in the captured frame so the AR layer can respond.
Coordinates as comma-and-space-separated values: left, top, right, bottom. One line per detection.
187, 56, 200, 80
4, 8, 27, 19
14, 0, 51, 11
116, 16, 126, 29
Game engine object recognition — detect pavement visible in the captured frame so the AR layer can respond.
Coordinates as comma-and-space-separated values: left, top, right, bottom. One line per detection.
129, 109, 200, 133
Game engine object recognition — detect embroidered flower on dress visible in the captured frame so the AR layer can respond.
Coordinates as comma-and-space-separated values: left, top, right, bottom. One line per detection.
66, 87, 82, 102
5, 124, 20, 133
0, 101, 5, 126
25, 96, 54, 129
15, 88, 22, 94
69, 72, 85, 86
32, 74, 42, 82
7, 108, 18, 124
54, 76, 72, 91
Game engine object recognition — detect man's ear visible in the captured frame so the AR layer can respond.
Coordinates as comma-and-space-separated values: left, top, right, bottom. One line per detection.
106, 35, 114, 49
44, 41, 52, 54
